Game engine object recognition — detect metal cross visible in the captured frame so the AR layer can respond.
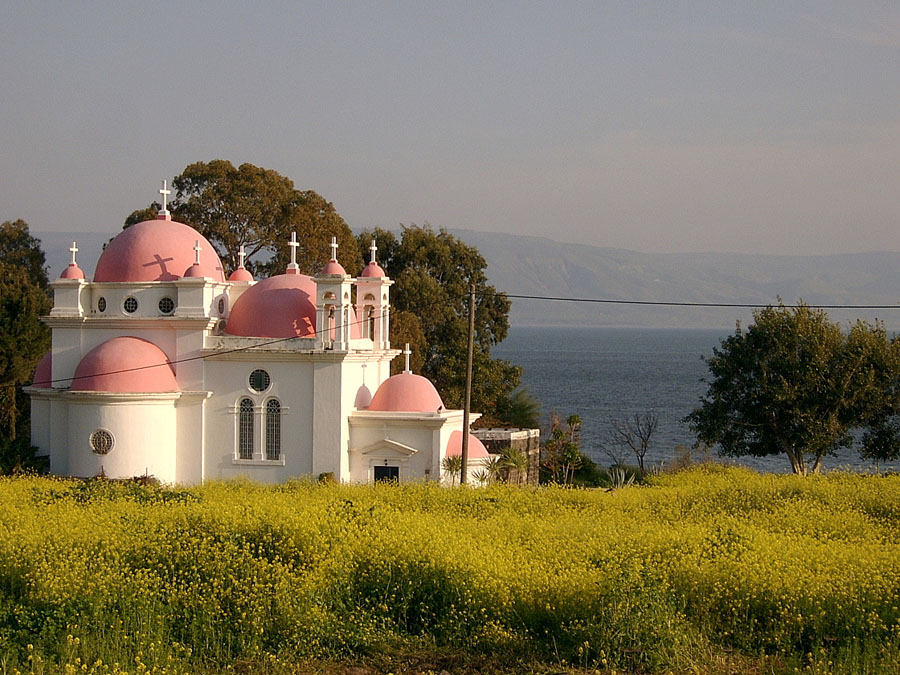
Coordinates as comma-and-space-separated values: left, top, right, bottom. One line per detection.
69, 242, 78, 266
403, 343, 411, 373
193, 240, 202, 265
289, 232, 299, 267
330, 236, 338, 261
159, 180, 171, 213
370, 239, 377, 264
238, 244, 246, 269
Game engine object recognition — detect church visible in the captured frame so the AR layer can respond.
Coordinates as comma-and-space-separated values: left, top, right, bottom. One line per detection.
25, 183, 489, 484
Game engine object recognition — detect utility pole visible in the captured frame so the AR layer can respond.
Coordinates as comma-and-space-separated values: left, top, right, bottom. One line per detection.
461, 283, 475, 484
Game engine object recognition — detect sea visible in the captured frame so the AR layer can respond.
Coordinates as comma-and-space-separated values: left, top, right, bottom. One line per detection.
493, 326, 898, 474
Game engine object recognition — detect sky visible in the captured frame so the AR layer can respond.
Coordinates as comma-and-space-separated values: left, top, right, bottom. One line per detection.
2, 1, 899, 256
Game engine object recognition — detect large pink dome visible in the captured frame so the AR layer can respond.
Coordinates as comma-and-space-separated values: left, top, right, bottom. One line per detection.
445, 430, 490, 459
72, 337, 178, 393
93, 216, 225, 283
368, 372, 444, 413
227, 273, 318, 338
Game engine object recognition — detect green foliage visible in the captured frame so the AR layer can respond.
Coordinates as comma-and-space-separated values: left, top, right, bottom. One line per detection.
0, 219, 49, 289
1, 471, 900, 673
541, 413, 584, 484
687, 303, 900, 474
126, 160, 363, 278
441, 454, 462, 485
357, 225, 520, 410
498, 445, 530, 485
494, 386, 541, 429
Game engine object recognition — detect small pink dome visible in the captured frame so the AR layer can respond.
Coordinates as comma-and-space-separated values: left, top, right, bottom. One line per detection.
32, 352, 52, 388
60, 264, 85, 280
360, 261, 386, 278
228, 267, 254, 282
354, 384, 373, 409
320, 260, 346, 276
93, 216, 225, 283
368, 372, 444, 413
226, 273, 318, 338
445, 431, 490, 459
72, 337, 178, 393
182, 263, 207, 278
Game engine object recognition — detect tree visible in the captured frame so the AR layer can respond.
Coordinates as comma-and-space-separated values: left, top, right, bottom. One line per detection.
608, 411, 658, 475
499, 445, 530, 485
494, 387, 542, 429
126, 161, 363, 278
357, 225, 520, 411
541, 413, 584, 484
686, 303, 900, 475
0, 219, 49, 289
441, 454, 463, 486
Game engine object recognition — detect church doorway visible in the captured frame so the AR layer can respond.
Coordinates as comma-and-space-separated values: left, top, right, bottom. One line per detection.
374, 465, 399, 483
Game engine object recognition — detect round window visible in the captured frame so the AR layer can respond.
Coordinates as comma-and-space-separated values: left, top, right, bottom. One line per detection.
217, 297, 226, 315
97, 297, 107, 312
248, 369, 271, 393
123, 296, 139, 314
90, 429, 115, 455
158, 297, 176, 315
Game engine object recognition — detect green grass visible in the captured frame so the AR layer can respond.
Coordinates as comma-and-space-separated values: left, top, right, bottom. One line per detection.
0, 467, 899, 673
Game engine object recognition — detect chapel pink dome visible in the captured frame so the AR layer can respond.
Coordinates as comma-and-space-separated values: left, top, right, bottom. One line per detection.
182, 263, 206, 278
71, 337, 178, 393
32, 352, 52, 388
359, 261, 386, 278
228, 267, 254, 282
320, 260, 347, 276
60, 264, 85, 280
226, 273, 318, 338
445, 430, 490, 459
93, 216, 225, 283
368, 372, 444, 413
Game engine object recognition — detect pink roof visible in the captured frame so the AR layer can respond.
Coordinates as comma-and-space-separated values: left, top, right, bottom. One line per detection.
368, 372, 444, 412
93, 216, 225, 283
359, 261, 386, 278
320, 260, 347, 276
354, 384, 373, 409
32, 352, 52, 388
228, 267, 254, 282
445, 430, 490, 459
59, 264, 85, 280
182, 263, 208, 278
72, 337, 178, 393
226, 272, 362, 339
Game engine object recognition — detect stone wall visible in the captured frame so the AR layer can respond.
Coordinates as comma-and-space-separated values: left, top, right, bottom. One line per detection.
472, 428, 541, 485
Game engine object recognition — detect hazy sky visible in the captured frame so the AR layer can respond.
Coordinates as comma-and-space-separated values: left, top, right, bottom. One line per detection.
2, 2, 898, 255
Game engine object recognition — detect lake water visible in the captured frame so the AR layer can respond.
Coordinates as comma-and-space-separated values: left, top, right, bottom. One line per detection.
493, 326, 896, 474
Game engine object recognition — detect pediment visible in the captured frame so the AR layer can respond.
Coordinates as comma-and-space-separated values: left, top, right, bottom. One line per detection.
351, 438, 419, 457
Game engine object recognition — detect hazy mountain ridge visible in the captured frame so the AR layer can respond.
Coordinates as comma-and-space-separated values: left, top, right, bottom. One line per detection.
34, 229, 900, 329
449, 230, 900, 328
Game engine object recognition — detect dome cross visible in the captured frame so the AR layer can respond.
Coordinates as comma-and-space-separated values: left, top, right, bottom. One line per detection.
403, 343, 412, 374
330, 236, 338, 262
159, 180, 171, 215
369, 239, 377, 264
288, 232, 299, 270
238, 244, 246, 269
193, 240, 202, 265
69, 241, 79, 266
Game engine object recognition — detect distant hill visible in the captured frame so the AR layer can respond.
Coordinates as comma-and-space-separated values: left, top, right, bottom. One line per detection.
449, 230, 900, 329
33, 228, 900, 329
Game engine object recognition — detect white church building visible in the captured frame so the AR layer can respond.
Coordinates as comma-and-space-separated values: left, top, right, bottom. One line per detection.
25, 185, 489, 484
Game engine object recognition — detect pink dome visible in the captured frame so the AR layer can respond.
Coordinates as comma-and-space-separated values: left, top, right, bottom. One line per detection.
445, 431, 490, 459
227, 273, 318, 338
360, 261, 386, 278
32, 352, 52, 388
72, 337, 178, 393
60, 264, 85, 280
354, 384, 373, 409
182, 263, 208, 278
93, 216, 225, 283
368, 372, 444, 412
228, 267, 254, 282
320, 260, 346, 276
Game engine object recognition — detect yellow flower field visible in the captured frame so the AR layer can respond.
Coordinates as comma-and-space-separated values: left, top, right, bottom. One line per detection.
0, 466, 898, 674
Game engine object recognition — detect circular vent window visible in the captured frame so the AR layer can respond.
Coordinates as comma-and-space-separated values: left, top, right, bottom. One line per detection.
217, 297, 226, 315
158, 297, 176, 315
248, 369, 271, 393
97, 297, 106, 312
123, 296, 138, 314
90, 429, 115, 455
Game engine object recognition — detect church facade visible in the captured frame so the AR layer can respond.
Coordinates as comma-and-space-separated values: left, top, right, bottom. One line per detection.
26, 187, 488, 484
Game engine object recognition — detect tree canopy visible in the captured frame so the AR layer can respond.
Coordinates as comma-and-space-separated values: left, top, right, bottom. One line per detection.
357, 225, 520, 412
687, 303, 900, 474
125, 160, 362, 278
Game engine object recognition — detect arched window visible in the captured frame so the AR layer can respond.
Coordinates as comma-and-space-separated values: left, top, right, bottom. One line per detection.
238, 398, 254, 459
265, 399, 281, 461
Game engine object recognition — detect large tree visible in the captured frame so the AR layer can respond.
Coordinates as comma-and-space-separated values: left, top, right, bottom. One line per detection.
0, 220, 51, 471
687, 303, 900, 474
126, 160, 363, 278
357, 225, 520, 411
